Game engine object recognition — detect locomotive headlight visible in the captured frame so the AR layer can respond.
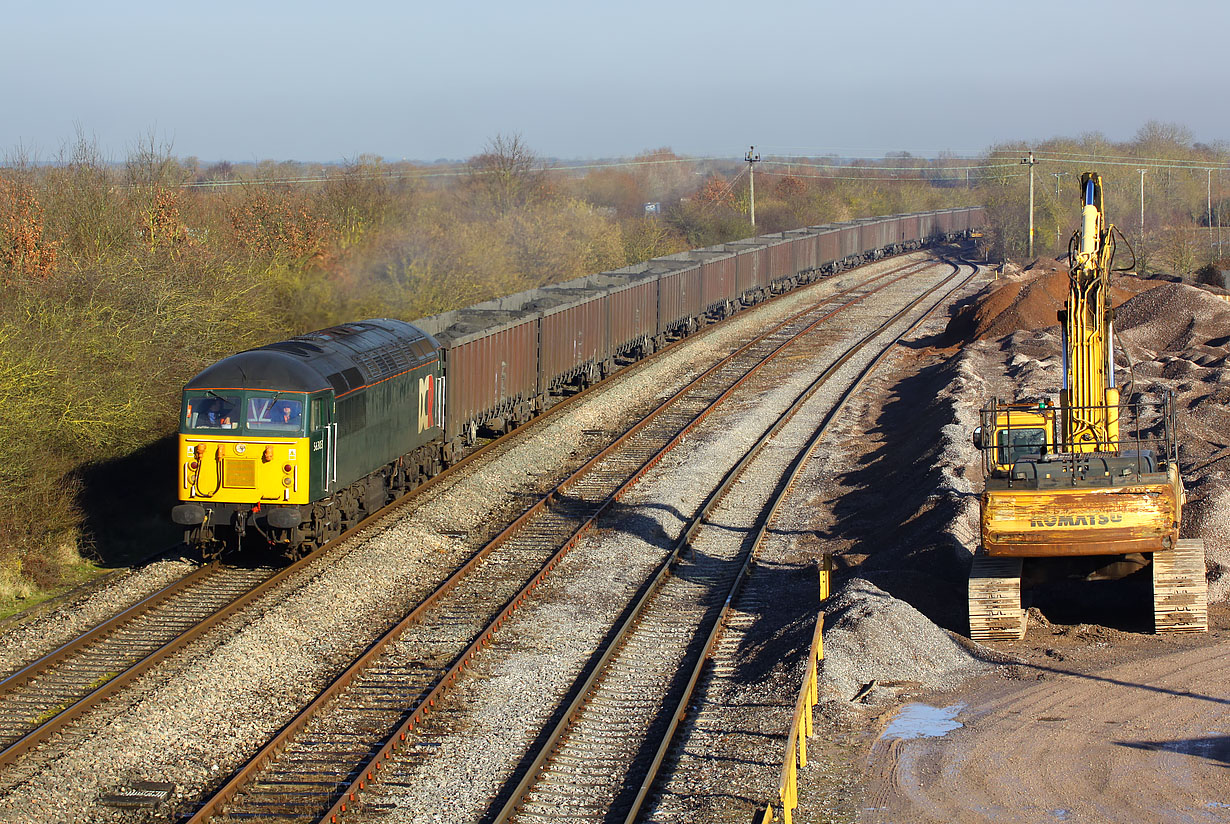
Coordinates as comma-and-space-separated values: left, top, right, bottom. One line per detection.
282, 477, 292, 487
234, 443, 246, 455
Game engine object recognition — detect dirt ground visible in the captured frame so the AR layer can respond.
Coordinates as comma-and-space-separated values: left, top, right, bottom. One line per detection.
805, 262, 1230, 824
861, 605, 1230, 824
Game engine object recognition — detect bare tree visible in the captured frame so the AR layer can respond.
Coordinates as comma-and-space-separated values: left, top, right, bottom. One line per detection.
1157, 223, 1201, 279
1134, 121, 1194, 153
125, 129, 190, 253
466, 133, 545, 214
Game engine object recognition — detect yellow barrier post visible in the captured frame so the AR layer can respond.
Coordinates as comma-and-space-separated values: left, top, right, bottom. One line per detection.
818, 554, 832, 601
774, 610, 826, 824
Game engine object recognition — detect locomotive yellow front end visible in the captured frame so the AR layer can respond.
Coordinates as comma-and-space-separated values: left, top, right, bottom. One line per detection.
173, 391, 310, 556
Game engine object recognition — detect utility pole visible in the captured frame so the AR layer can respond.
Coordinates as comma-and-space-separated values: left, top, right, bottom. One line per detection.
1218, 168, 1223, 258
1021, 151, 1036, 258
745, 146, 761, 227
1052, 171, 1068, 249
1208, 168, 1214, 262
1137, 168, 1147, 245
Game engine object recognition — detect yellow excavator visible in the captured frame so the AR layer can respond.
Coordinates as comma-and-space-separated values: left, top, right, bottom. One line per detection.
969, 172, 1207, 640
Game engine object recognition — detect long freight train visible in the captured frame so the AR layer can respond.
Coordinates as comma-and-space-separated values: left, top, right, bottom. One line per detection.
172, 207, 985, 558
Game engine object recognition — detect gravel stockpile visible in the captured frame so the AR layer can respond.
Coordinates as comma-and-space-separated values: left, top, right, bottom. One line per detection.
0, 557, 198, 680
952, 275, 1230, 609
944, 264, 1143, 344
1115, 280, 1230, 356
0, 254, 931, 823
818, 578, 989, 708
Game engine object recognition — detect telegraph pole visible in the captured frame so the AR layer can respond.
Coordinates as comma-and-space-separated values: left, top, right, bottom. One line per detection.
1208, 168, 1214, 261
1210, 167, 1220, 258
1137, 168, 1147, 244
745, 146, 761, 227
1021, 151, 1036, 258
1052, 171, 1068, 248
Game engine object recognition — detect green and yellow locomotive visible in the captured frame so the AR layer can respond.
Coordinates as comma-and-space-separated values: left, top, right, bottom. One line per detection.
172, 319, 443, 558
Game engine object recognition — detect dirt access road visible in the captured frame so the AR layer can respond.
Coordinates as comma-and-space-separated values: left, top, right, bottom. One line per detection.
862, 606, 1230, 824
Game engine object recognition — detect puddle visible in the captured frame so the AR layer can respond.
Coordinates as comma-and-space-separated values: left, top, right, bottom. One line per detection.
881, 702, 966, 740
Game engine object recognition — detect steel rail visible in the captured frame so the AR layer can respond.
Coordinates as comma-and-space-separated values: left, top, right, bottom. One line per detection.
181, 258, 935, 824
0, 562, 264, 769
0, 562, 219, 695
626, 258, 982, 822
492, 260, 978, 823
0, 253, 916, 780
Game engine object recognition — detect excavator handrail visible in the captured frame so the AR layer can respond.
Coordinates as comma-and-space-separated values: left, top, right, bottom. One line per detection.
978, 394, 1178, 481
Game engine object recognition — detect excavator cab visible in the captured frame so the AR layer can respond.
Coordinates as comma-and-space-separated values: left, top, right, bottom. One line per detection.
975, 401, 1056, 475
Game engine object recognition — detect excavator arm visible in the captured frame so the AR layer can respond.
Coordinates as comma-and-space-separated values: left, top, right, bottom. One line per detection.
1060, 172, 1119, 451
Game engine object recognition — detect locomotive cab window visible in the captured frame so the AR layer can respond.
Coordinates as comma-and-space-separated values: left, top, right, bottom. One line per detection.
247, 396, 306, 433
185, 394, 240, 431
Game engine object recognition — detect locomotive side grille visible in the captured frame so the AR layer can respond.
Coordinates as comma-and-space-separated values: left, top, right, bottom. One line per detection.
223, 459, 257, 489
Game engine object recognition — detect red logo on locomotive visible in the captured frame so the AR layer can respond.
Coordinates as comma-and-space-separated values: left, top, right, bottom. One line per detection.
418, 374, 435, 432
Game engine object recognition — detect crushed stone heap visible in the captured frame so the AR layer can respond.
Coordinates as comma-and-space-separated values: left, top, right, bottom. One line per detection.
819, 579, 989, 709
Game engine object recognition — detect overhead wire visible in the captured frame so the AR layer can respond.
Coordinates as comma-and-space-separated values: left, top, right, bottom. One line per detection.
758, 169, 1026, 182
988, 148, 1230, 171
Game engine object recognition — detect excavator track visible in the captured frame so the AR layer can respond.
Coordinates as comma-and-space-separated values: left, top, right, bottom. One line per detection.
1153, 538, 1208, 633
968, 556, 1027, 641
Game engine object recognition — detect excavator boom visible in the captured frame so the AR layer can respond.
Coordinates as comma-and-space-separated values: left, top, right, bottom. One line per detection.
1060, 173, 1118, 451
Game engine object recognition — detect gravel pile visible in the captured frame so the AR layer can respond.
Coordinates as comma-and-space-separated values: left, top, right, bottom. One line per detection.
944, 265, 1142, 344
818, 578, 990, 708
1115, 281, 1230, 356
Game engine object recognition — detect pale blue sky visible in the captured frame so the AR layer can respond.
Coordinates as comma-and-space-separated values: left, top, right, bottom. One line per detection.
4, 0, 1226, 162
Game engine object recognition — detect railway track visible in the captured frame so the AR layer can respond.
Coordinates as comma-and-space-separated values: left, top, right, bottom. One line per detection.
493, 260, 978, 823
0, 254, 918, 784
177, 256, 956, 824
0, 563, 275, 770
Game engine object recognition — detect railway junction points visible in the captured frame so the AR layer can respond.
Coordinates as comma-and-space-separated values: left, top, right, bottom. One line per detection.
0, 220, 1227, 823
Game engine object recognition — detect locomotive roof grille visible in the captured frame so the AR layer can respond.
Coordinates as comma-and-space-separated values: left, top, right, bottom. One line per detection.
184, 318, 440, 396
